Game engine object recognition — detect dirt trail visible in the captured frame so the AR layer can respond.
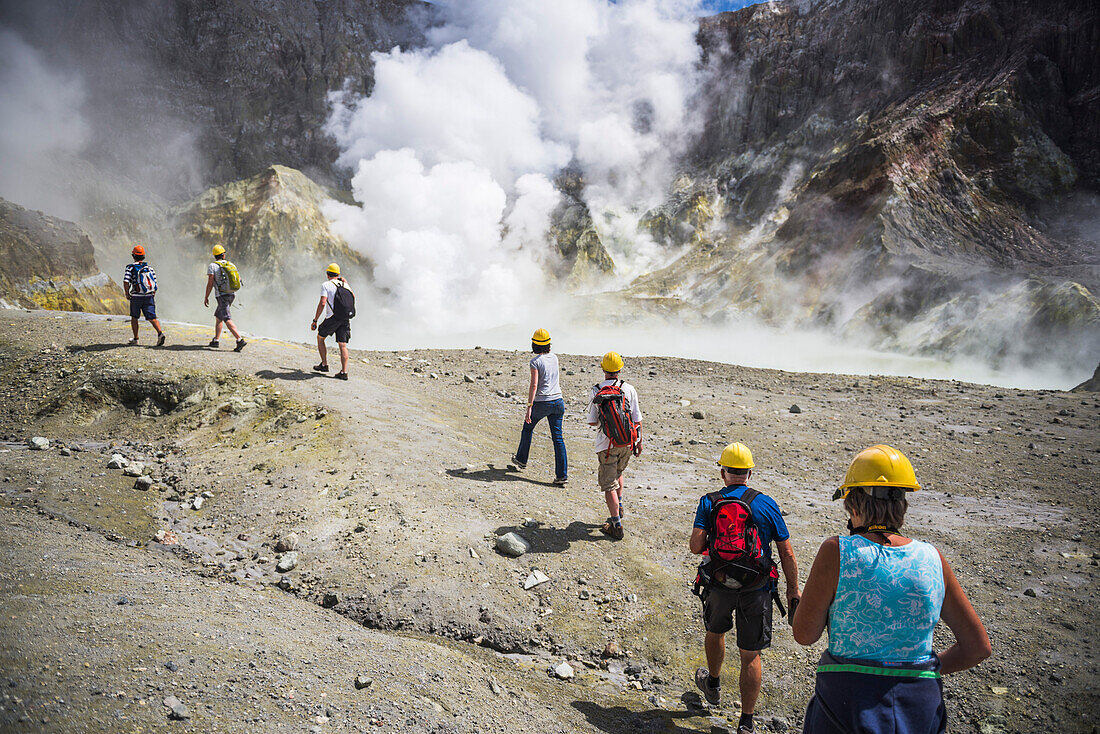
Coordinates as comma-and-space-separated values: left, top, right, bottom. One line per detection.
0, 310, 1097, 733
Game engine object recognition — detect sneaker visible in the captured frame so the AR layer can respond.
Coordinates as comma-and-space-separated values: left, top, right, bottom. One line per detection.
126, 338, 138, 346
156, 333, 166, 347
600, 521, 624, 541
208, 339, 220, 348
738, 727, 754, 734
552, 476, 567, 486
334, 372, 348, 380
509, 455, 526, 470
313, 363, 329, 373
234, 339, 247, 352
695, 667, 720, 706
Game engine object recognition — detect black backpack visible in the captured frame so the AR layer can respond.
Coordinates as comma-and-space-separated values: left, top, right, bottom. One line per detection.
693, 488, 777, 594
331, 282, 356, 320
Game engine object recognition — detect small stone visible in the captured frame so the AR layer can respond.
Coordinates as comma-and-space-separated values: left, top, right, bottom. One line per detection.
524, 570, 551, 590
163, 695, 189, 720
603, 613, 614, 622
678, 399, 691, 407
691, 410, 706, 420
107, 454, 128, 469
468, 547, 480, 559
578, 590, 590, 600
553, 661, 574, 680
354, 675, 373, 690
990, 686, 1008, 695
275, 533, 299, 553
322, 591, 339, 608
27, 437, 50, 450
495, 532, 530, 557
123, 462, 146, 477
60, 447, 72, 456
134, 476, 154, 491
117, 596, 131, 605
463, 374, 475, 383
768, 716, 790, 732
154, 529, 179, 545
601, 641, 621, 659
789, 404, 802, 414
276, 552, 299, 573
165, 661, 179, 672
1023, 588, 1037, 597
191, 496, 204, 510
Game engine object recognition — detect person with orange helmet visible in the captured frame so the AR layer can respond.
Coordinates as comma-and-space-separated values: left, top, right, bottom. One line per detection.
122, 245, 165, 346
792, 445, 991, 733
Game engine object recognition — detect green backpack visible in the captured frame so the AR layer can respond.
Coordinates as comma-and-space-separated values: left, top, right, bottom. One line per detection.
218, 260, 243, 292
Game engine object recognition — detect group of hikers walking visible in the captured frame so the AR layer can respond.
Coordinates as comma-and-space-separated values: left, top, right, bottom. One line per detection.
511, 328, 991, 734
122, 245, 356, 378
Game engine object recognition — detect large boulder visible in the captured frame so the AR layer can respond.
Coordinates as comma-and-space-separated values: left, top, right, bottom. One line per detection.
0, 198, 126, 314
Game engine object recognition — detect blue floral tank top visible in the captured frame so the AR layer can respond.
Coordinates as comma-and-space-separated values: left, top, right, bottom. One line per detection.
828, 535, 945, 663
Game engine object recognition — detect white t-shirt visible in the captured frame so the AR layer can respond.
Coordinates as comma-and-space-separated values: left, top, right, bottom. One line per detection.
320, 278, 340, 320
207, 261, 231, 296
530, 353, 562, 402
587, 379, 642, 451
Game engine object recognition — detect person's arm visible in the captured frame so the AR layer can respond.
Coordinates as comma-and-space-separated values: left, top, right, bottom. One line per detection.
689, 527, 707, 555
792, 537, 839, 645
204, 273, 214, 306
524, 366, 537, 424
312, 296, 326, 331
936, 550, 992, 674
776, 538, 800, 603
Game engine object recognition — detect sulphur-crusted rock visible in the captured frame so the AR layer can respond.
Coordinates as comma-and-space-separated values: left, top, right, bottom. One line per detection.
0, 198, 127, 314
172, 165, 368, 290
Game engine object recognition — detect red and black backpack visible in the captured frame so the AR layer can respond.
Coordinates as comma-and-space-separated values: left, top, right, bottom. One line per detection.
698, 488, 777, 591
592, 380, 638, 451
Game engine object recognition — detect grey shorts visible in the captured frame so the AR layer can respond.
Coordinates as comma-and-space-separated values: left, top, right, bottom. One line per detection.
701, 584, 773, 650
597, 445, 632, 492
215, 293, 234, 321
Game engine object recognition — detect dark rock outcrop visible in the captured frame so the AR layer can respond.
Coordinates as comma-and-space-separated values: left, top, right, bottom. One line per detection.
0, 198, 126, 314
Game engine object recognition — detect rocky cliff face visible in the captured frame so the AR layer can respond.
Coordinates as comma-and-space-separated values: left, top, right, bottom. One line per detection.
0, 199, 126, 314
628, 0, 1100, 370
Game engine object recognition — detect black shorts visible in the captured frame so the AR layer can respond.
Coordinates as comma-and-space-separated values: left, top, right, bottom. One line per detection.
318, 316, 350, 344
214, 294, 234, 321
701, 584, 773, 651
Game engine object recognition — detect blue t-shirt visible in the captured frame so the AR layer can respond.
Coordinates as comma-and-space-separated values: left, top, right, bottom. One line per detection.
693, 484, 790, 562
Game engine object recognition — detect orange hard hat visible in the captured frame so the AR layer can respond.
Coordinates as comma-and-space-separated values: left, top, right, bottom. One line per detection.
131, 245, 145, 257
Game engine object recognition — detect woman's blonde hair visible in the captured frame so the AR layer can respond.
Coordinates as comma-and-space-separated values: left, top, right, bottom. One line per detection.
843, 488, 908, 529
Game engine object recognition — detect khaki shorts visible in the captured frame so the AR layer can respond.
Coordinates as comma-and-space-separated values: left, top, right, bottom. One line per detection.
597, 445, 632, 492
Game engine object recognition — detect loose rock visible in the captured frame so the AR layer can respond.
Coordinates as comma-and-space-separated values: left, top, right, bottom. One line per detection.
692, 410, 706, 419
276, 552, 299, 573
789, 404, 802, 414
163, 695, 190, 720
275, 533, 299, 553
524, 569, 550, 590
495, 532, 530, 557
322, 591, 339, 608
354, 675, 373, 690
134, 476, 154, 491
107, 454, 128, 469
123, 462, 146, 477
27, 437, 50, 450
553, 661, 574, 680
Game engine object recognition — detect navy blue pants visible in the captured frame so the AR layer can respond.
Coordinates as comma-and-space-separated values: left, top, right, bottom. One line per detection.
515, 398, 567, 480
803, 653, 946, 734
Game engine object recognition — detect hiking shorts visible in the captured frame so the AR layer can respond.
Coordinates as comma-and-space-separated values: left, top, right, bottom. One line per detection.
318, 316, 351, 344
701, 584, 772, 650
129, 296, 156, 321
214, 293, 234, 321
597, 445, 632, 492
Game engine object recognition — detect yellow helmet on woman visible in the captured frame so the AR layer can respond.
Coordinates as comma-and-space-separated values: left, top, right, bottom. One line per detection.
834, 444, 921, 500
532, 328, 551, 346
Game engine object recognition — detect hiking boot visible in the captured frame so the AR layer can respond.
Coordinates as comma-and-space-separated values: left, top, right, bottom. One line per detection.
313, 363, 329, 373
208, 339, 220, 348
156, 333, 166, 347
234, 339, 247, 352
738, 727, 754, 734
126, 338, 138, 346
600, 521, 624, 541
552, 476, 567, 486
509, 455, 526, 470
695, 668, 720, 706
334, 371, 348, 380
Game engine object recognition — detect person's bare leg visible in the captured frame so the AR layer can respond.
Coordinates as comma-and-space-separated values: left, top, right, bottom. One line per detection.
224, 319, 241, 340
338, 342, 349, 373
130, 318, 139, 339
617, 473, 624, 509
214, 320, 224, 340
150, 318, 163, 336
604, 488, 620, 517
316, 335, 327, 366
705, 631, 726, 677
738, 648, 762, 715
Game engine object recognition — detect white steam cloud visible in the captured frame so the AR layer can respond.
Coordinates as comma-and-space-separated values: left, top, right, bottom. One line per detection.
0, 29, 89, 219
324, 0, 704, 333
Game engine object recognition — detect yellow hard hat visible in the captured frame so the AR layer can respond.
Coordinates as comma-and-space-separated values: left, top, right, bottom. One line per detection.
834, 444, 921, 500
212, 244, 226, 257
718, 442, 754, 469
531, 328, 551, 346
600, 351, 624, 373
326, 262, 341, 275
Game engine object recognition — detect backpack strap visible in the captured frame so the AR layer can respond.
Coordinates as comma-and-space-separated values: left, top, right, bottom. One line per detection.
704, 490, 725, 535
739, 487, 760, 507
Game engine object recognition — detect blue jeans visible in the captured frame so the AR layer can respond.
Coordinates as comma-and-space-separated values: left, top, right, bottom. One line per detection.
515, 398, 567, 479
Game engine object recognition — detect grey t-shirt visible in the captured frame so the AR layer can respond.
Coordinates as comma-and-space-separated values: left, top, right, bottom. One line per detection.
530, 353, 562, 402
207, 261, 232, 297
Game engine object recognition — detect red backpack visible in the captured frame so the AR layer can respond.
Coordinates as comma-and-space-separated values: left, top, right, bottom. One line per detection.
592, 380, 638, 451
701, 488, 777, 591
